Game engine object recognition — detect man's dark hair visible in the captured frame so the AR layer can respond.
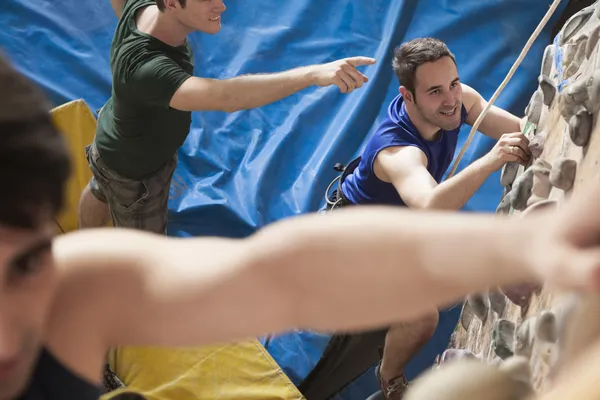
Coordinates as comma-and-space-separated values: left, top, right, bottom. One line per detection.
0, 54, 70, 229
155, 0, 187, 12
392, 37, 456, 95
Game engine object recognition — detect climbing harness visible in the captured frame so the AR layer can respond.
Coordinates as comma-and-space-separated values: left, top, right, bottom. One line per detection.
445, 0, 564, 180
323, 156, 361, 211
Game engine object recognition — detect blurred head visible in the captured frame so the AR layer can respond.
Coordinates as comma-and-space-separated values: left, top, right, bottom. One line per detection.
156, 0, 226, 35
393, 37, 463, 131
0, 54, 70, 399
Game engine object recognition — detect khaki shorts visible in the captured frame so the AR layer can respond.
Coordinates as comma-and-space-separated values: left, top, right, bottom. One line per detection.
85, 142, 176, 234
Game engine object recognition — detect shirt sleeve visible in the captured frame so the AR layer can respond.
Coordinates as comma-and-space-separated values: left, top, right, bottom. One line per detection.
130, 56, 192, 108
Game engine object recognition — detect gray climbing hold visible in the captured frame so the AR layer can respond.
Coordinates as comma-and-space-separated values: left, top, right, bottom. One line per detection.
563, 35, 587, 80
561, 69, 600, 116
538, 75, 556, 106
541, 45, 555, 77
558, 4, 594, 46
500, 162, 519, 187
528, 130, 546, 159
514, 318, 534, 359
404, 360, 532, 400
510, 168, 534, 211
529, 159, 553, 205
535, 310, 558, 343
550, 158, 577, 191
493, 319, 515, 360
460, 301, 474, 331
525, 90, 543, 125
495, 191, 512, 215
489, 289, 507, 316
568, 109, 593, 147
466, 293, 489, 322
586, 24, 600, 59
439, 349, 478, 365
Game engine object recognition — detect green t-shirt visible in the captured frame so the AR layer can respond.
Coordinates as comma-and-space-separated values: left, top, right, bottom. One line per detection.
95, 0, 194, 179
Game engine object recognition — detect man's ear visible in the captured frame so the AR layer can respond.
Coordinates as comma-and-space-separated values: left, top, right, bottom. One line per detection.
400, 86, 414, 104
164, 0, 181, 11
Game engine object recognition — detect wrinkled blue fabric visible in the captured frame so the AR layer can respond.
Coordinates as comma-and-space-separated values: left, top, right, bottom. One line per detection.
0, 0, 566, 398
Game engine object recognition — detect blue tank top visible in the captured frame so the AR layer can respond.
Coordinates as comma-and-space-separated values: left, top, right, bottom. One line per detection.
341, 94, 468, 206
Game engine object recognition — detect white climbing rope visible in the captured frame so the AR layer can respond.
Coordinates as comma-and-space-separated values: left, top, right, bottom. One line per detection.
445, 0, 564, 180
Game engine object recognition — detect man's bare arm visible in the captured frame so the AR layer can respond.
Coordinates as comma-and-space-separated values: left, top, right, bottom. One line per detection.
109, 0, 127, 18
375, 146, 496, 210
462, 83, 522, 140
169, 57, 376, 113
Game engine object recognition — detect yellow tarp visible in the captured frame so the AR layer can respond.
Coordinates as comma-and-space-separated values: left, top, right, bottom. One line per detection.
50, 99, 97, 233
51, 99, 304, 400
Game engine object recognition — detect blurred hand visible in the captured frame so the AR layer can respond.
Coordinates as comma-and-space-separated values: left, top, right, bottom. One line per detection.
310, 57, 376, 94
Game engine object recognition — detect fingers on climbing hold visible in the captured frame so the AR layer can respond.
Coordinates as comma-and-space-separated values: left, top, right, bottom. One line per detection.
568, 109, 593, 147
493, 319, 515, 360
538, 75, 556, 106
510, 168, 534, 211
500, 162, 519, 187
526, 90, 543, 125
549, 158, 577, 191
467, 293, 489, 322
528, 131, 546, 159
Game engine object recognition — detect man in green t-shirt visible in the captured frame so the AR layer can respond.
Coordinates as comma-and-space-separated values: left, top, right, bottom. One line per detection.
79, 0, 376, 233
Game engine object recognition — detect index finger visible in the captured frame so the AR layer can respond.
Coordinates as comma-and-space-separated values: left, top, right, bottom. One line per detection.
345, 56, 377, 67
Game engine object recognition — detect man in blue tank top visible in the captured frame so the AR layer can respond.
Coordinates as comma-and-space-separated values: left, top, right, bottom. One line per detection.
336, 37, 532, 399
4, 49, 600, 400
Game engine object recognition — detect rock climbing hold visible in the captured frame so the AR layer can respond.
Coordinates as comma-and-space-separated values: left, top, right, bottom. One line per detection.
515, 318, 535, 360
493, 319, 515, 360
541, 45, 555, 77
496, 192, 512, 215
528, 130, 546, 159
563, 35, 587, 80
404, 360, 532, 400
538, 75, 556, 106
510, 168, 534, 211
500, 162, 519, 187
460, 301, 474, 332
536, 310, 558, 343
439, 349, 479, 365
568, 109, 593, 147
528, 159, 552, 206
550, 158, 577, 191
561, 69, 600, 116
466, 293, 489, 322
489, 289, 507, 316
586, 24, 600, 59
526, 90, 543, 125
558, 4, 594, 46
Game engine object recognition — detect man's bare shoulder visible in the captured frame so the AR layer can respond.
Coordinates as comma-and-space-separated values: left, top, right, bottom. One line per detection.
374, 145, 428, 182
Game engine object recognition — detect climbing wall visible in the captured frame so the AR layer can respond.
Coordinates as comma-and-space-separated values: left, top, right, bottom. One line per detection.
407, 2, 600, 399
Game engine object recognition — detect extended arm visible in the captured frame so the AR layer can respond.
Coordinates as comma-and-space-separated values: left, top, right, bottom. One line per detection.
109, 0, 127, 18
375, 146, 496, 210
169, 57, 376, 112
462, 83, 522, 140
52, 208, 534, 350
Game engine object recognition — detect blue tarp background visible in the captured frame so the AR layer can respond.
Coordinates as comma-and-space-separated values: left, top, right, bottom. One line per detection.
1, 0, 566, 398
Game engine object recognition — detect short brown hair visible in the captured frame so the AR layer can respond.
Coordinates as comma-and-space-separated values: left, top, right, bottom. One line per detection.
392, 37, 456, 95
155, 0, 187, 12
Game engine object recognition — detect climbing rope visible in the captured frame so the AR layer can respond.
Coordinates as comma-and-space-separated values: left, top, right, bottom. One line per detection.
445, 0, 564, 180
